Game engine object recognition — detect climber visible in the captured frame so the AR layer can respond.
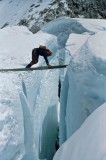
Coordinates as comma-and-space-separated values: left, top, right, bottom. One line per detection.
26, 45, 52, 68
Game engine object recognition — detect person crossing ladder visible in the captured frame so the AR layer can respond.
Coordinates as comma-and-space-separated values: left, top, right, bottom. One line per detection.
26, 45, 52, 68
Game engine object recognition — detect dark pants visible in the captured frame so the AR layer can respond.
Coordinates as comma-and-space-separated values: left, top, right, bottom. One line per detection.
26, 49, 39, 68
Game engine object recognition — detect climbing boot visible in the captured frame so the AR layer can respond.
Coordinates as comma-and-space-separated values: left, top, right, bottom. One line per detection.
26, 63, 32, 68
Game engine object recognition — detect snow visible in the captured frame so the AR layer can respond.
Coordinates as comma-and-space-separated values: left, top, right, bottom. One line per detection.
77, 18, 106, 32
0, 26, 59, 160
66, 33, 90, 56
0, 14, 106, 160
53, 103, 106, 160
0, 0, 52, 28
88, 31, 106, 59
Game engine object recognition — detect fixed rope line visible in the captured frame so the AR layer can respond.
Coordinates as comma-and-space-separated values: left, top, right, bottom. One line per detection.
0, 65, 68, 72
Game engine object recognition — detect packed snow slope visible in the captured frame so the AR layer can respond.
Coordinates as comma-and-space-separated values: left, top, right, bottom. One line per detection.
0, 17, 106, 160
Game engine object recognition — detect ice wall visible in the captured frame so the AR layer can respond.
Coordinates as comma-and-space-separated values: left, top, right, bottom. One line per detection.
20, 92, 35, 160
60, 29, 106, 144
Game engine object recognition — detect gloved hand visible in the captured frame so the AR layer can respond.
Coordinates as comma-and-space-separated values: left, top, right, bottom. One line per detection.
47, 50, 52, 56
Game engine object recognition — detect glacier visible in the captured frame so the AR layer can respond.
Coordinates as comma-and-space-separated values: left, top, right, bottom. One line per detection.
0, 17, 106, 160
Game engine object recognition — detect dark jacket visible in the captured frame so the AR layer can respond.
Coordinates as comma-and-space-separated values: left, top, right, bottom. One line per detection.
36, 48, 50, 65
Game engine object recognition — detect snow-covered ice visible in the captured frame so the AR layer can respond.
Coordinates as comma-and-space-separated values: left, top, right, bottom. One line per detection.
59, 21, 106, 144
53, 103, 106, 160
0, 26, 59, 160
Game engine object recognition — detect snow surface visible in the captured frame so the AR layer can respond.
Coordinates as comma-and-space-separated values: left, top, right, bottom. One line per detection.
53, 103, 106, 160
0, 16, 106, 160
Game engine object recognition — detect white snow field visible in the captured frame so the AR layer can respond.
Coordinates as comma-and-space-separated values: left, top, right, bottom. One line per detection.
0, 17, 106, 160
